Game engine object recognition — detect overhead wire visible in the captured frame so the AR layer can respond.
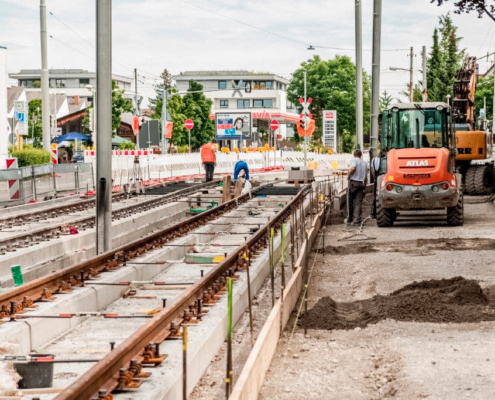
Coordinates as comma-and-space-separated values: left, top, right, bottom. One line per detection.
177, 0, 408, 52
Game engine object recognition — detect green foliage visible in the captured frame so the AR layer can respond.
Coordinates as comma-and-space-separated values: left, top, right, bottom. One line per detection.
111, 80, 133, 135
118, 141, 136, 150
32, 81, 41, 88
10, 146, 51, 167
475, 76, 493, 124
28, 99, 43, 148
379, 91, 394, 112
177, 145, 189, 153
340, 130, 355, 153
427, 14, 465, 102
288, 55, 371, 147
151, 77, 215, 150
81, 80, 133, 137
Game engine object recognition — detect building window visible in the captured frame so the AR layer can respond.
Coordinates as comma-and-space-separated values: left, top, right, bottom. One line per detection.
218, 80, 227, 89
50, 79, 65, 88
237, 99, 250, 109
79, 78, 90, 88
264, 99, 273, 108
220, 99, 229, 108
266, 81, 272, 90
259, 82, 266, 90
253, 99, 273, 108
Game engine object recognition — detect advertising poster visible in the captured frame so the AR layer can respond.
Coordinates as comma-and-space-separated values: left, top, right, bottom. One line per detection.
215, 112, 252, 140
322, 110, 337, 152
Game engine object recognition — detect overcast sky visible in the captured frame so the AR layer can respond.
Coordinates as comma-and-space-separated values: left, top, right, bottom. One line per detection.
2, 0, 495, 106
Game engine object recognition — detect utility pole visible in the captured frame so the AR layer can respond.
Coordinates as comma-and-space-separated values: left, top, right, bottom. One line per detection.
40, 0, 50, 152
0, 46, 7, 163
134, 68, 140, 150
422, 46, 427, 102
304, 70, 308, 167
96, 0, 112, 254
409, 47, 414, 102
370, 0, 382, 161
355, 0, 363, 150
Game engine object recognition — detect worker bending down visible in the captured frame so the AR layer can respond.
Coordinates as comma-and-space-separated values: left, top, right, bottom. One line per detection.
233, 160, 250, 182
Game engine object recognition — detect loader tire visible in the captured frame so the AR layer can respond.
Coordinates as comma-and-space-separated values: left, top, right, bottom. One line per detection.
474, 165, 494, 195
464, 165, 494, 195
376, 202, 396, 227
464, 166, 477, 195
447, 191, 464, 226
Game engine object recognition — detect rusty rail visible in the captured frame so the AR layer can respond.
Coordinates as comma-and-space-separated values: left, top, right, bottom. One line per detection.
54, 184, 311, 400
0, 180, 277, 319
0, 180, 220, 253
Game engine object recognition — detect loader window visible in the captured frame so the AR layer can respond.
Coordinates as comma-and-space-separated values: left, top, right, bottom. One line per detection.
382, 109, 448, 150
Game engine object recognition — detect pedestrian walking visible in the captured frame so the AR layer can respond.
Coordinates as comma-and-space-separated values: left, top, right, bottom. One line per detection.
346, 149, 368, 226
201, 141, 216, 182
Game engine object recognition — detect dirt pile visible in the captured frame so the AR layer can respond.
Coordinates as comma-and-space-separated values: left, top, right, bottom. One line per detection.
302, 277, 495, 330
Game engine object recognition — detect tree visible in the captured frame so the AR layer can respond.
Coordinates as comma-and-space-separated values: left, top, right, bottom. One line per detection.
379, 91, 394, 112
287, 55, 371, 147
426, 14, 464, 102
28, 99, 43, 148
475, 75, 494, 124
151, 78, 214, 149
432, 0, 495, 21
81, 80, 133, 137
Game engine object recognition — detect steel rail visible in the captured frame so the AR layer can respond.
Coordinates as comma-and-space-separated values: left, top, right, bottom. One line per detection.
0, 180, 276, 318
55, 184, 311, 400
0, 180, 220, 253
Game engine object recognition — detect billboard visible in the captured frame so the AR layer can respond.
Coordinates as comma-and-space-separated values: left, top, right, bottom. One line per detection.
138, 120, 160, 148
322, 110, 337, 152
215, 112, 252, 140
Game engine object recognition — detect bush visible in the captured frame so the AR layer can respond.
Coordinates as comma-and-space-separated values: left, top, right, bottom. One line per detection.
10, 147, 51, 167
118, 142, 136, 150
178, 145, 188, 153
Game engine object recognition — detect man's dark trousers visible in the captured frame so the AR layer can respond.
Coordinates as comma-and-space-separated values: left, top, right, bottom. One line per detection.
347, 180, 365, 224
204, 162, 215, 182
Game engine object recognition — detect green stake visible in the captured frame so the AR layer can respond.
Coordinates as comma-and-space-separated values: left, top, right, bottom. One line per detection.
11, 265, 23, 287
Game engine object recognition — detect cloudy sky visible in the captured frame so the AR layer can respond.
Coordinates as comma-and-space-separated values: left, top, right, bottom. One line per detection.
2, 0, 495, 106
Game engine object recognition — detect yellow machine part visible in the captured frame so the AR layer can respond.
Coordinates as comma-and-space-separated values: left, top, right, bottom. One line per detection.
455, 130, 488, 161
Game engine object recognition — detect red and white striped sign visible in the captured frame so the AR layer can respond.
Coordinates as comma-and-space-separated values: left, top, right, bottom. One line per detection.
51, 149, 58, 164
6, 158, 20, 200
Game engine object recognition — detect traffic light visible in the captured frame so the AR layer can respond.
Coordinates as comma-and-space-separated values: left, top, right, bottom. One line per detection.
49, 115, 56, 130
88, 108, 94, 132
299, 117, 307, 130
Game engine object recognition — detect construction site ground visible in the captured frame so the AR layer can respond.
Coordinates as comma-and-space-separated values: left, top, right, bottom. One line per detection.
259, 194, 495, 399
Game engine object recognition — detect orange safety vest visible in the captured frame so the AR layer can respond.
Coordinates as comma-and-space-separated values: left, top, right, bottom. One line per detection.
201, 143, 216, 163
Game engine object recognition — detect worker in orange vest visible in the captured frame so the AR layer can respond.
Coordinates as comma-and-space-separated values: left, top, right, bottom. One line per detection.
201, 141, 216, 182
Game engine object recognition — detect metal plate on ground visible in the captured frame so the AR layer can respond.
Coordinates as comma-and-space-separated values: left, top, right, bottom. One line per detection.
254, 186, 303, 197
137, 182, 202, 195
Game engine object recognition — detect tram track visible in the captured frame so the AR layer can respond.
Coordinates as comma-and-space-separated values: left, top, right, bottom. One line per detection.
0, 179, 326, 400
0, 180, 220, 254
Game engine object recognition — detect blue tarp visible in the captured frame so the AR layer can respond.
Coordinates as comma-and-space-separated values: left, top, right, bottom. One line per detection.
57, 132, 91, 144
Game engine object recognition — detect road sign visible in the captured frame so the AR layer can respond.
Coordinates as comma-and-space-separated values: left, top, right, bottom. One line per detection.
14, 101, 28, 114
270, 120, 279, 131
322, 110, 337, 152
184, 119, 194, 130
14, 101, 29, 136
231, 80, 243, 98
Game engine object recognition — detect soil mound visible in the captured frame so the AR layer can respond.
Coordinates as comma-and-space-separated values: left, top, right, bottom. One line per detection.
302, 277, 495, 331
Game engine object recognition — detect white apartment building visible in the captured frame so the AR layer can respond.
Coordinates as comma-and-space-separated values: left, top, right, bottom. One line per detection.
172, 71, 298, 141
9, 69, 138, 104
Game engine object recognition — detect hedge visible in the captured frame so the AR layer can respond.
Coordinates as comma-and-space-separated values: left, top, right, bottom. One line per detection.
10, 147, 51, 167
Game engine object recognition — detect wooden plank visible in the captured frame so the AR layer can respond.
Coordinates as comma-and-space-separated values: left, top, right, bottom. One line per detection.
222, 176, 232, 203
233, 180, 244, 198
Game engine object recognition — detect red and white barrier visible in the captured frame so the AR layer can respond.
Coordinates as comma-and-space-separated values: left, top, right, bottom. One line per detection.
51, 149, 58, 164
6, 158, 20, 200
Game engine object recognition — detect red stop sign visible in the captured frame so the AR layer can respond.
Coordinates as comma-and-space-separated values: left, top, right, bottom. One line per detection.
270, 120, 279, 131
184, 119, 194, 130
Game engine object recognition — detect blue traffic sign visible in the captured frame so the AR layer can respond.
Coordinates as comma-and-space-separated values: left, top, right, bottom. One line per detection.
16, 113, 26, 123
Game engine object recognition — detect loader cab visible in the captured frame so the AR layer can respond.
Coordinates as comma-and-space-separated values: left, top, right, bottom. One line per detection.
380, 102, 456, 174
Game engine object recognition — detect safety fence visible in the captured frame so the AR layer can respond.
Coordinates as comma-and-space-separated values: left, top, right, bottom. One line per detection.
0, 163, 94, 206
84, 151, 353, 188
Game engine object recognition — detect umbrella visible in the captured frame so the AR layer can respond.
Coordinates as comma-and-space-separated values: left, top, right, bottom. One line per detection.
58, 141, 71, 148
57, 132, 91, 144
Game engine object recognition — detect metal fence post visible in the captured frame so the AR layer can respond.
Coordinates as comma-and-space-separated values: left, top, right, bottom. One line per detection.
31, 165, 37, 201
75, 165, 80, 194
90, 162, 96, 191
52, 164, 57, 194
